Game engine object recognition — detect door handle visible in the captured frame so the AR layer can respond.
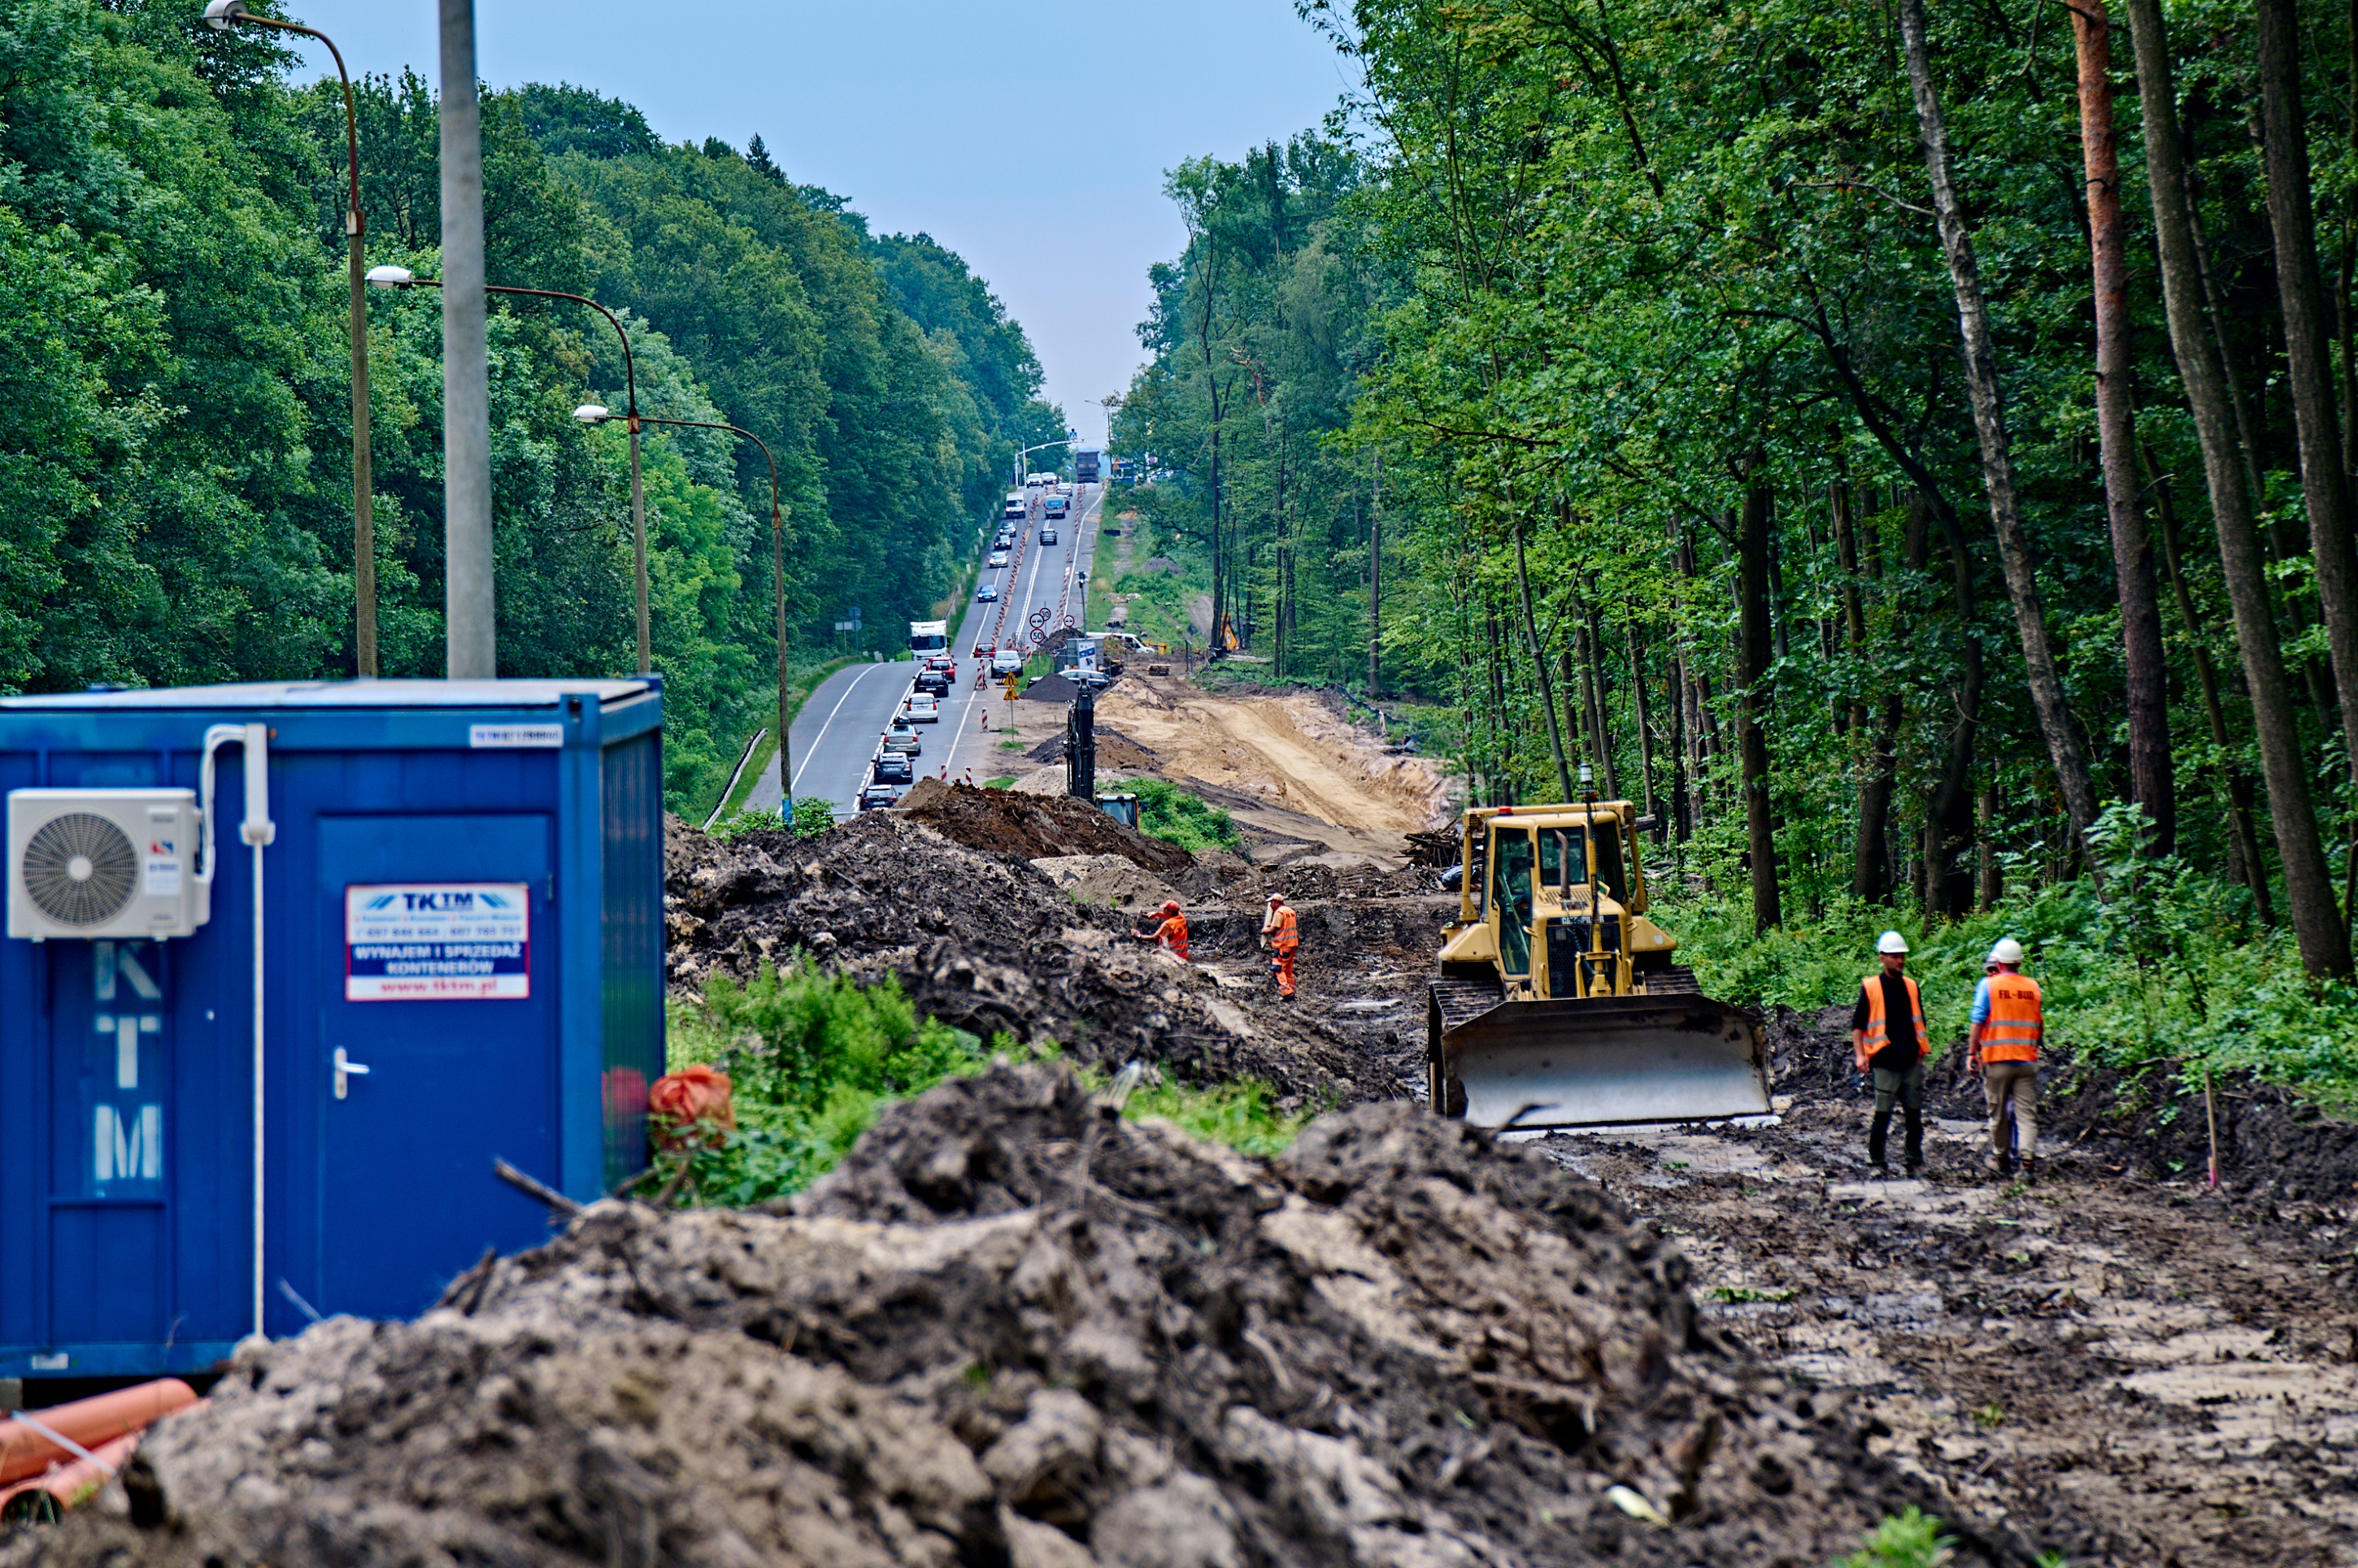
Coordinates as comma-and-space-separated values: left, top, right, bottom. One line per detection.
333, 1046, 371, 1100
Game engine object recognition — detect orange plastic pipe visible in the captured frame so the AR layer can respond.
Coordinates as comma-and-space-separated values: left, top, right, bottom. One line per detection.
0, 1379, 198, 1486
0, 1430, 143, 1517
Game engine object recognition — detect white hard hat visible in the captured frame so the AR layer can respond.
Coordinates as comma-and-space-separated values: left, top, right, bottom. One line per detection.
1876, 930, 1909, 955
1988, 937, 2025, 966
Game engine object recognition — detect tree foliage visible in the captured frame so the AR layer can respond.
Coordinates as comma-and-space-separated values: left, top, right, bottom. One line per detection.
0, 0, 1055, 814
1120, 0, 2358, 966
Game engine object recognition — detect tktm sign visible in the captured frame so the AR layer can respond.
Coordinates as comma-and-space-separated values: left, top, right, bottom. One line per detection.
345, 883, 529, 1001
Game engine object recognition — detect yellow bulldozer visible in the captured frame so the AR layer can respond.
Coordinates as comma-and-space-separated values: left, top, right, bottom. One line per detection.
1427, 797, 1768, 1130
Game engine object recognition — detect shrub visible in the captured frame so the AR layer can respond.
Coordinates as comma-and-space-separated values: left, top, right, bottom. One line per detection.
1124, 777, 1243, 853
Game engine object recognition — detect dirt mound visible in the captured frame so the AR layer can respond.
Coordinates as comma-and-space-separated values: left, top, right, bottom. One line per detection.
16, 1068, 2013, 1568
904, 782, 1190, 874
1030, 854, 1179, 914
1025, 725, 1159, 770
663, 817, 1383, 1101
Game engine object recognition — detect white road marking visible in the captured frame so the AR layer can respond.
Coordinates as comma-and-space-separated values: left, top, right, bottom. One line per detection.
792, 658, 903, 794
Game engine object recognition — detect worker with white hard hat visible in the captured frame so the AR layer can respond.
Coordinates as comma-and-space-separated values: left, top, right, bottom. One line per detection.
1850, 930, 1927, 1176
1970, 936, 2043, 1182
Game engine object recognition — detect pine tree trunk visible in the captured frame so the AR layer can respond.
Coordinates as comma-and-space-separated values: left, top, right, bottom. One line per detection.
1512, 514, 1576, 801
1850, 489, 1901, 903
2150, 457, 2275, 923
1738, 474, 1782, 932
2257, 0, 2358, 836
1927, 495, 1984, 918
2073, 0, 2177, 853
1586, 602, 1621, 801
1627, 619, 1658, 822
1899, 0, 2103, 842
2128, 0, 2348, 975
1368, 451, 1381, 700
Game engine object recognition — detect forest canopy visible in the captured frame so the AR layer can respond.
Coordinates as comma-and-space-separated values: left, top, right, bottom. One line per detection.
1114, 0, 2358, 980
0, 0, 1060, 811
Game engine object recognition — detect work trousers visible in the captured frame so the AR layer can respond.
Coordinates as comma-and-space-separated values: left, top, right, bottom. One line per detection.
1272, 945, 1296, 996
1983, 1059, 2038, 1163
1869, 1059, 1925, 1170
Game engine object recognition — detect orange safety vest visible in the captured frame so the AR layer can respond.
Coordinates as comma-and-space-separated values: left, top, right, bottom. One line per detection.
1859, 973, 1925, 1059
1156, 914, 1190, 961
1980, 971, 2042, 1062
1270, 906, 1299, 953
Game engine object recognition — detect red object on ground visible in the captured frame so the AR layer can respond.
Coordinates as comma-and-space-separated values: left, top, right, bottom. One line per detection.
647, 1064, 735, 1150
0, 1379, 198, 1488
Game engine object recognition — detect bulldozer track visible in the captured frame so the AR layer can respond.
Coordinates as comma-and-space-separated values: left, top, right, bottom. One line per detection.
1428, 974, 1507, 1036
1641, 964, 1701, 995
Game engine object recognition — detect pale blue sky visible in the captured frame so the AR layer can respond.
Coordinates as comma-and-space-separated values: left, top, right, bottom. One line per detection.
275, 0, 1355, 447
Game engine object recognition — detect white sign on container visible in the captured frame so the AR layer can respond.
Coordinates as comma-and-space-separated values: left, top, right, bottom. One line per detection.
344, 883, 530, 1001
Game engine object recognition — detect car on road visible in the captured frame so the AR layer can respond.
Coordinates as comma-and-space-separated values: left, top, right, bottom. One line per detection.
991, 647, 1025, 676
914, 667, 951, 696
976, 582, 999, 602
883, 718, 922, 756
906, 693, 941, 723
988, 551, 1009, 568
924, 653, 957, 679
858, 783, 900, 810
872, 752, 913, 784
1044, 496, 1068, 519
1040, 528, 1058, 545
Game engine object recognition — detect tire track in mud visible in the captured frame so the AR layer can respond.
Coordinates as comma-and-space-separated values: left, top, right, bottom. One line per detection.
1532, 1093, 2358, 1566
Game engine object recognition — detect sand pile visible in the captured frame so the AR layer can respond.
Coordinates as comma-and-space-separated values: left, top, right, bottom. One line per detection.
7, 1068, 2008, 1568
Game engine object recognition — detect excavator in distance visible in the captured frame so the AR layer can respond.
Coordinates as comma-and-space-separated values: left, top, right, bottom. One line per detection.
1427, 795, 1769, 1130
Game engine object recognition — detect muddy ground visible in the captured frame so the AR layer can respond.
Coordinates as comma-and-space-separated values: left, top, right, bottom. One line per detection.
1525, 1009, 2358, 1568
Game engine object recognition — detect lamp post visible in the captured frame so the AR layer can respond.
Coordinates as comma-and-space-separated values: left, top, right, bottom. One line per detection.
364, 265, 650, 675
579, 406, 794, 810
203, 0, 379, 675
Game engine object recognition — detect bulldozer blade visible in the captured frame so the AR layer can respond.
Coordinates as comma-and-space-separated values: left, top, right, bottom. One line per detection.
1441, 994, 1768, 1130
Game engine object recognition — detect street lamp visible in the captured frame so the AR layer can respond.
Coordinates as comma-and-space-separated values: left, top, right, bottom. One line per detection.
366, 264, 650, 675
579, 406, 796, 811
205, 0, 378, 675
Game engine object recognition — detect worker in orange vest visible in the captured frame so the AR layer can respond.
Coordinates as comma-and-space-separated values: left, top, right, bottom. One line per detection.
1133, 899, 1189, 960
1849, 930, 1926, 1177
1969, 936, 2043, 1183
1262, 892, 1299, 997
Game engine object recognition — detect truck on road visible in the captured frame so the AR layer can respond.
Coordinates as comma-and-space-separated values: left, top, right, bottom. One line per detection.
909, 619, 948, 657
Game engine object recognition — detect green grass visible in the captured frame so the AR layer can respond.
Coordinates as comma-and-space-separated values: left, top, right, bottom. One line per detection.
984, 775, 1016, 788
659, 957, 1310, 1204
1118, 776, 1244, 853
1830, 1509, 1959, 1568
1708, 1284, 1799, 1305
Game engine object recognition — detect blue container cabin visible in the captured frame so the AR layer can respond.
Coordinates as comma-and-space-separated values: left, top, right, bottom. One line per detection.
0, 680, 664, 1379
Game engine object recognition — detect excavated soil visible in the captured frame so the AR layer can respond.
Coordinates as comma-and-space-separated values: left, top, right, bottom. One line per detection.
1025, 726, 1161, 771
2, 1070, 2027, 1568
663, 812, 1388, 1102
903, 781, 1193, 874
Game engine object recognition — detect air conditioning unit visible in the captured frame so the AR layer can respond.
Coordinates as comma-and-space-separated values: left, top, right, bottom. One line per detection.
8, 788, 209, 940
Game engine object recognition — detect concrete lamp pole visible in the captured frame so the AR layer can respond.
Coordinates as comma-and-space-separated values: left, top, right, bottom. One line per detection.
367, 267, 650, 675
203, 1, 378, 676
581, 407, 792, 807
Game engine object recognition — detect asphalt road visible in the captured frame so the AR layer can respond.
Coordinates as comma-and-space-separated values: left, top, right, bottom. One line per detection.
745, 483, 1103, 817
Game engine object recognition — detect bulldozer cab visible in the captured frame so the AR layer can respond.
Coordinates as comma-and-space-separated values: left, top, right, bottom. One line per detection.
1430, 800, 1768, 1131
1456, 804, 1655, 1000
